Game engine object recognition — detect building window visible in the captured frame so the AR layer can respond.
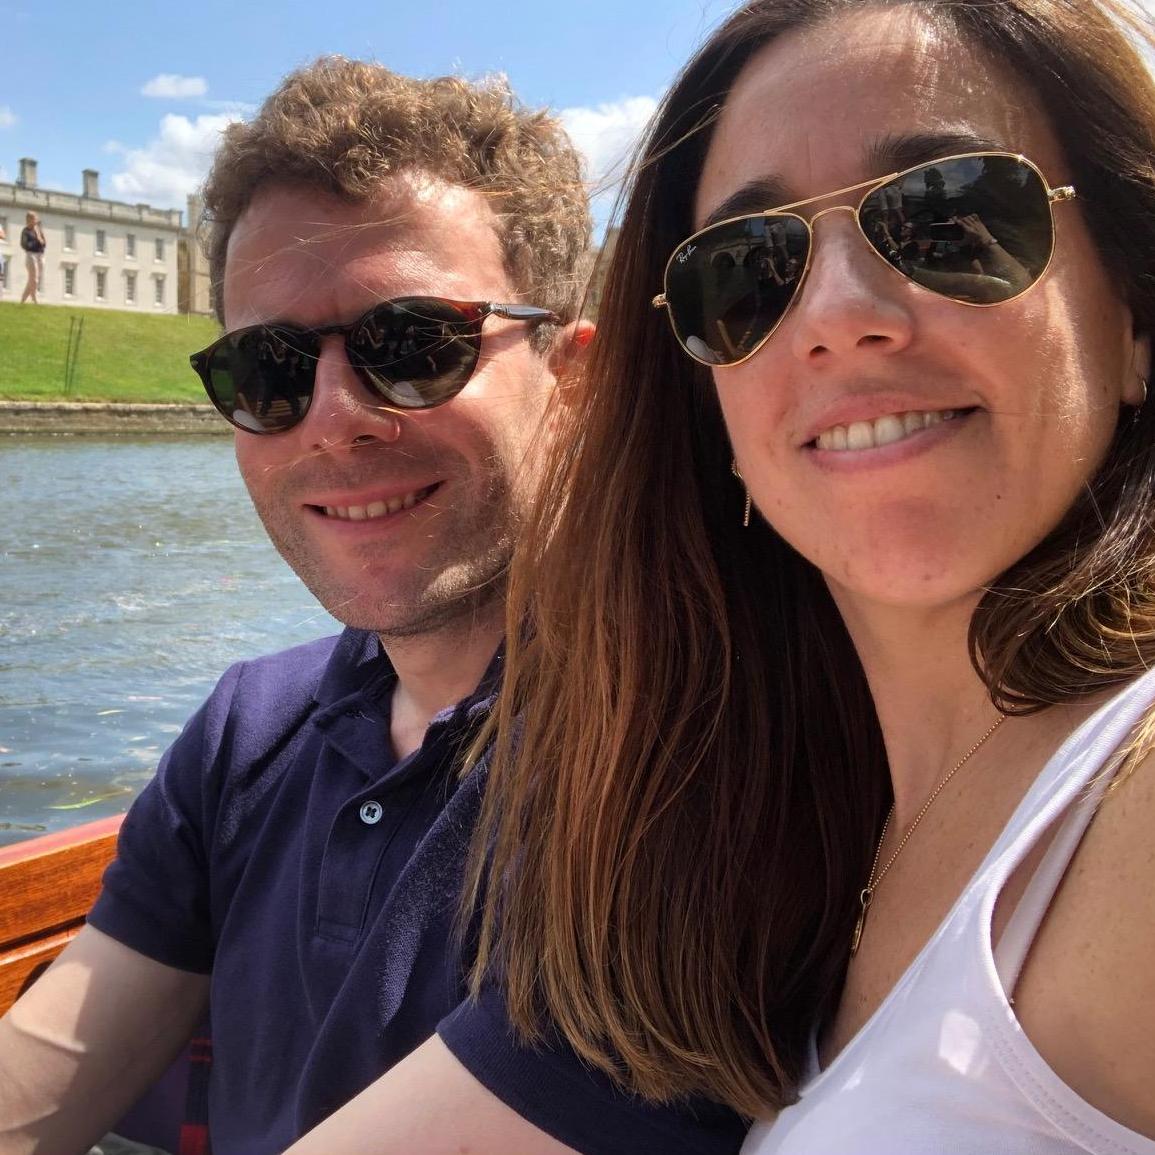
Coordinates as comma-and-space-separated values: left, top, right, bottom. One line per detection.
0, 255, 8, 291
154, 275, 165, 306
64, 225, 76, 251
125, 233, 136, 259
95, 268, 107, 301
63, 266, 76, 297
125, 271, 136, 305
95, 229, 106, 255
154, 237, 165, 262
0, 216, 7, 240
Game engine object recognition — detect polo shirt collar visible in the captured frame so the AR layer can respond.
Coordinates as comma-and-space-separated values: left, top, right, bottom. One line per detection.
311, 628, 503, 783
313, 628, 393, 708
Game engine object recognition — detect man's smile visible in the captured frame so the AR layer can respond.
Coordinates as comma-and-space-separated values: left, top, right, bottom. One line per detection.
313, 483, 441, 521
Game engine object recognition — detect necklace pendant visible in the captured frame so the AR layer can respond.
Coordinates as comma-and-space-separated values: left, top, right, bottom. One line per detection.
851, 887, 874, 956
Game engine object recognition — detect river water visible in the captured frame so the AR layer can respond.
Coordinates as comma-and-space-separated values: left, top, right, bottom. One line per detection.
0, 436, 339, 846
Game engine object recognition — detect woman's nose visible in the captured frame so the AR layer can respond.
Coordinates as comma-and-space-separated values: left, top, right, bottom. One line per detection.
785, 207, 917, 365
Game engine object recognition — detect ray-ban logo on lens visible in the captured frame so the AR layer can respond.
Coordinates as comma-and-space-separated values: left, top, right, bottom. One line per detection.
676, 244, 697, 263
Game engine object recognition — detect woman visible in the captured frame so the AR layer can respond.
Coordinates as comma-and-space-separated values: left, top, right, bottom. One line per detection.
20, 211, 45, 304
473, 0, 1155, 1149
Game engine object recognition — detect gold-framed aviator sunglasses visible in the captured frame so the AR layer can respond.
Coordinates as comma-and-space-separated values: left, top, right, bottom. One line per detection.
652, 151, 1076, 368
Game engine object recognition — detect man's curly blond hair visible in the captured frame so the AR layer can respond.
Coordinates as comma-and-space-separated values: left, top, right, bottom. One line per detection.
201, 57, 592, 342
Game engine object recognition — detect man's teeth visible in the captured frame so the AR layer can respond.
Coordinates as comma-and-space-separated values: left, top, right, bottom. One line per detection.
323, 487, 429, 520
815, 409, 960, 452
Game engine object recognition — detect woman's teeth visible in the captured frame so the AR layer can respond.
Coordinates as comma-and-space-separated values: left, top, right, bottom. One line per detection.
814, 409, 960, 452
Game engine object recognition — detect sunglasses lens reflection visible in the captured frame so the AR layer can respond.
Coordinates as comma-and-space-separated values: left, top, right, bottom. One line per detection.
664, 155, 1058, 367
348, 298, 481, 410
665, 215, 809, 366
860, 155, 1054, 304
205, 327, 317, 434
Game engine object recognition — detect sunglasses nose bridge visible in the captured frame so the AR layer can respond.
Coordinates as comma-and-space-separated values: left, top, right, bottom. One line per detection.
779, 201, 920, 352
797, 203, 873, 277
808, 203, 859, 226
306, 331, 403, 438
315, 330, 359, 389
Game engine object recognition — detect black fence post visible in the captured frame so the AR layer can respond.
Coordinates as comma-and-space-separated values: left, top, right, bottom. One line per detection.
63, 316, 84, 396
63, 316, 76, 395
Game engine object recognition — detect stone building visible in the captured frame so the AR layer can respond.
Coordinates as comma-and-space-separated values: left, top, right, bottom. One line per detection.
178, 194, 213, 317
0, 157, 184, 313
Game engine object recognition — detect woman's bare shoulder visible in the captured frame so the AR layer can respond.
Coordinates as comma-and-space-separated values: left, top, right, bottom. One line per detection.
1012, 734, 1155, 1139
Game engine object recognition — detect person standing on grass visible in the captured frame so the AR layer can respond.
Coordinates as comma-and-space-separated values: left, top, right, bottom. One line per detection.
19, 212, 45, 304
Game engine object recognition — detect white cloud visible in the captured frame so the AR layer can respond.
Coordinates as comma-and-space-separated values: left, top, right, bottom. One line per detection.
100, 93, 655, 225
141, 74, 208, 100
559, 96, 658, 232
0, 105, 16, 129
560, 96, 658, 195
106, 113, 241, 209
202, 99, 257, 115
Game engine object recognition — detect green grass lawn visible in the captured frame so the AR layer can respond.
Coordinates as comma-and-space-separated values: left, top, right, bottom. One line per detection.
0, 301, 220, 403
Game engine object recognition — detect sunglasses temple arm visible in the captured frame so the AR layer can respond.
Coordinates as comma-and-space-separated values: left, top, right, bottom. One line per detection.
487, 303, 561, 324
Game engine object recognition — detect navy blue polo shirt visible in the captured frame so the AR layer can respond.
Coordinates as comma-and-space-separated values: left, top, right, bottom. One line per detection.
89, 628, 746, 1155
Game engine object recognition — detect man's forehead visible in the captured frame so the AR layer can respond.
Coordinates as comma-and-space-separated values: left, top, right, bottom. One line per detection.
222, 177, 509, 328
229, 177, 494, 258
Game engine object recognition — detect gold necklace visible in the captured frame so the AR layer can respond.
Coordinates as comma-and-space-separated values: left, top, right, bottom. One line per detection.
850, 713, 1007, 956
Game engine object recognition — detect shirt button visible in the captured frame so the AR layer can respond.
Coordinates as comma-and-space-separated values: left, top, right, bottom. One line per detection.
359, 800, 384, 825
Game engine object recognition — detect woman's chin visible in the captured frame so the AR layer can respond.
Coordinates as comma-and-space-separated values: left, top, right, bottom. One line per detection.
819, 562, 994, 621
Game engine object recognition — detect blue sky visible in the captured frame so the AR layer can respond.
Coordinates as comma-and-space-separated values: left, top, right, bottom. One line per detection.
0, 0, 741, 229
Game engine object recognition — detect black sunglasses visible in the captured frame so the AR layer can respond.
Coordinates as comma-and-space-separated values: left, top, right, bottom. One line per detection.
190, 296, 559, 434
653, 152, 1076, 367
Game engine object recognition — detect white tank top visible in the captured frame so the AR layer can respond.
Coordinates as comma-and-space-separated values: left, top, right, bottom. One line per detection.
744, 667, 1155, 1155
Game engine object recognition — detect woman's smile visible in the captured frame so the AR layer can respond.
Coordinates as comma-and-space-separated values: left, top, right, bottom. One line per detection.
811, 407, 966, 453
700, 8, 1137, 611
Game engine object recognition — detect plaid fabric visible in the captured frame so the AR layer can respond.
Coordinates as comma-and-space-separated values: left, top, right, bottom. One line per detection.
178, 1034, 212, 1155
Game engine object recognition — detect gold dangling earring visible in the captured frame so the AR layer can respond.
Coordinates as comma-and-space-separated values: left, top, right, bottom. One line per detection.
730, 459, 752, 528
1131, 377, 1148, 426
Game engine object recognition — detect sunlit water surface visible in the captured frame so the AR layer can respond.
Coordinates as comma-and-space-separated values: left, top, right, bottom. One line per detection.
1, 436, 339, 846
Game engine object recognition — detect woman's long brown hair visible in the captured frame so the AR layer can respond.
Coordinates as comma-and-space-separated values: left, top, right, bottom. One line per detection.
466, 0, 1155, 1117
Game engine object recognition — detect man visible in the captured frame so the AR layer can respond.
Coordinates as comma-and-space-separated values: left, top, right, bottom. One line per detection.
0, 59, 745, 1155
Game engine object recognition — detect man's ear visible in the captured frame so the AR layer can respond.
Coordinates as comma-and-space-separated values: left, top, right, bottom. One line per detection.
1123, 328, 1152, 407
548, 319, 596, 400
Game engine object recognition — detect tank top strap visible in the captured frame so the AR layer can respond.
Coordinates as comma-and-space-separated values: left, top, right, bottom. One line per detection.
990, 665, 1155, 992
992, 764, 1116, 991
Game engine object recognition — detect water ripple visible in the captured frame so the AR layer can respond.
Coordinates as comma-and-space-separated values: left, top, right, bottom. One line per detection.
0, 435, 339, 845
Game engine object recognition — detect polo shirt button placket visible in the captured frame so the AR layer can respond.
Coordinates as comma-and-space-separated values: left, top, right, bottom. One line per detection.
359, 800, 384, 826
